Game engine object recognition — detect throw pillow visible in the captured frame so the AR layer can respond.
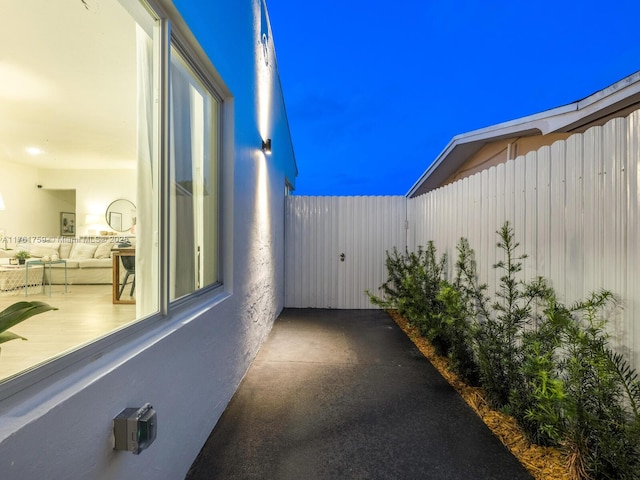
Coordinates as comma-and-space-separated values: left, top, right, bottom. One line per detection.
69, 243, 98, 259
93, 242, 115, 259
59, 243, 73, 259
30, 243, 60, 258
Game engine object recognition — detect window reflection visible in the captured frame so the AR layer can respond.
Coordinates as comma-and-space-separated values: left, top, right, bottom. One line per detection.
169, 48, 220, 300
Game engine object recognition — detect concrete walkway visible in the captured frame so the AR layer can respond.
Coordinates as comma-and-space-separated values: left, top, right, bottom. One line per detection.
186, 309, 533, 480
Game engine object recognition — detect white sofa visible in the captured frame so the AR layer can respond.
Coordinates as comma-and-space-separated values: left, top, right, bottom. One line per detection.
0, 238, 125, 285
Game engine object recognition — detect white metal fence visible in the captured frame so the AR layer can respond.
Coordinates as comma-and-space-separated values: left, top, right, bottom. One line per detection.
284, 195, 406, 308
409, 111, 640, 367
285, 110, 640, 367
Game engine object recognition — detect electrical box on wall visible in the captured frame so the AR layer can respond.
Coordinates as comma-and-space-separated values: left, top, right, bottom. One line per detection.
113, 403, 157, 455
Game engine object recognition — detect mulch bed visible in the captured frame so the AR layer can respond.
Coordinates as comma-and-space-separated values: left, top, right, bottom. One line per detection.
389, 310, 571, 480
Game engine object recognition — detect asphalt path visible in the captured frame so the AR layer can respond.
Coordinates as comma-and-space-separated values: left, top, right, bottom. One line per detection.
186, 308, 533, 480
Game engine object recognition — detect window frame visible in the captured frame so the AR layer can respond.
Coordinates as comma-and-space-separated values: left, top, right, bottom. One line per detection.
167, 38, 225, 303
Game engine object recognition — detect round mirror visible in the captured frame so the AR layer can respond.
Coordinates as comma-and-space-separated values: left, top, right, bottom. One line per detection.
106, 199, 136, 232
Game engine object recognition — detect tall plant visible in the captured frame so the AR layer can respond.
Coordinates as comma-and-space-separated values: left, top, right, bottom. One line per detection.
472, 222, 553, 408
454, 227, 640, 477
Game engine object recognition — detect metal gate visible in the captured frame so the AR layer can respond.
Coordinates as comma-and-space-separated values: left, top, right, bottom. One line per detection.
284, 195, 407, 308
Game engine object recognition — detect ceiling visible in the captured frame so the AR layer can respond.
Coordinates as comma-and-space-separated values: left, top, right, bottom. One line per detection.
0, 0, 138, 170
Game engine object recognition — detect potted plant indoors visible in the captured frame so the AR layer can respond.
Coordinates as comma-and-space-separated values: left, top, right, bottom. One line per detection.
14, 250, 30, 265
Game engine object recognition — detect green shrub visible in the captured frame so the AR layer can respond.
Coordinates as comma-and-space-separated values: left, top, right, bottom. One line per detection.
367, 242, 448, 354
512, 297, 570, 446
370, 222, 640, 478
432, 237, 486, 385
560, 291, 640, 480
367, 246, 422, 317
436, 282, 479, 385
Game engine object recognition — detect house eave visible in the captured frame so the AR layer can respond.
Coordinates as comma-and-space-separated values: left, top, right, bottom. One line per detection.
407, 70, 640, 198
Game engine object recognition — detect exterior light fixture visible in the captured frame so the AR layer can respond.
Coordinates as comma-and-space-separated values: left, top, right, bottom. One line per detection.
261, 138, 272, 155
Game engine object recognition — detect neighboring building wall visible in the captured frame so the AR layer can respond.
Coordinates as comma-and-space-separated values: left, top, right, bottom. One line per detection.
0, 2, 295, 480
443, 133, 571, 185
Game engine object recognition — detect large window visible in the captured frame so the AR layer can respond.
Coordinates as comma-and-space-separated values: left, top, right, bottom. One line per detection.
169, 47, 220, 301
0, 0, 222, 385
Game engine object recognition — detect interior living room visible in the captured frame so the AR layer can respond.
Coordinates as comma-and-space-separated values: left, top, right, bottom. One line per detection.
0, 1, 149, 381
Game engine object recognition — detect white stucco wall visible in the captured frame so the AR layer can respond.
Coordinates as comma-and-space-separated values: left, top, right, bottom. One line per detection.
0, 1, 295, 478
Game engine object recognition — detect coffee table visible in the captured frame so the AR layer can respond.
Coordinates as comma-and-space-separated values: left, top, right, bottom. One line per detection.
0, 264, 44, 296
25, 259, 68, 297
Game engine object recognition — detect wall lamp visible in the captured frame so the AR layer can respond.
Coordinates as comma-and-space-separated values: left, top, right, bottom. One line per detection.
261, 138, 272, 155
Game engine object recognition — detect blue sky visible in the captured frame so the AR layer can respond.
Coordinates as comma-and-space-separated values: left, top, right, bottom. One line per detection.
266, 0, 640, 196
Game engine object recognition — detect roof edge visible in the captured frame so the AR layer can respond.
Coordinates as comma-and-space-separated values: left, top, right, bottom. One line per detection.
407, 70, 640, 198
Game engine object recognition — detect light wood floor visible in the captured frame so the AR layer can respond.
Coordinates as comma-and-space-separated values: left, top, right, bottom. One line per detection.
0, 284, 136, 381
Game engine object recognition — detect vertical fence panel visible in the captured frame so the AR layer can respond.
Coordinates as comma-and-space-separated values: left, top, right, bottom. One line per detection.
523, 151, 538, 283
446, 181, 458, 279
604, 118, 628, 347
564, 133, 585, 304
284, 196, 296, 305
487, 166, 498, 296
550, 140, 566, 297
406, 194, 415, 251
583, 126, 604, 295
537, 146, 552, 282
461, 177, 470, 240
479, 169, 490, 291
513, 157, 527, 284
469, 172, 482, 271
626, 111, 640, 366
496, 162, 506, 226
504, 159, 516, 228
495, 164, 507, 292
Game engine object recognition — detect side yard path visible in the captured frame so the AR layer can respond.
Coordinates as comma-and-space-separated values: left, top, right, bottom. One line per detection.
186, 309, 532, 480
